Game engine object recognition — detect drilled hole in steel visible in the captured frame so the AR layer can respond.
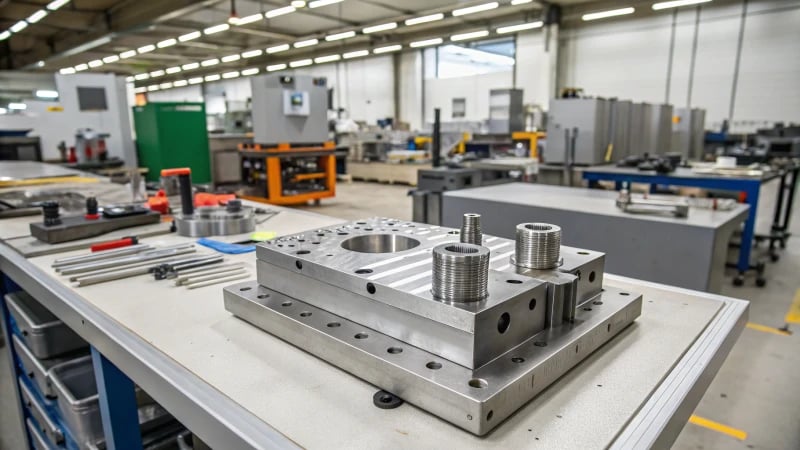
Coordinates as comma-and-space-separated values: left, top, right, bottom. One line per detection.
426, 362, 442, 370
607, 323, 611, 332
354, 332, 369, 339
529, 298, 537, 310
577, 251, 590, 255
583, 307, 592, 311
295, 261, 303, 270
366, 283, 376, 294
355, 269, 373, 274
511, 357, 525, 363
468, 378, 488, 389
534, 341, 547, 347
589, 271, 596, 283
296, 250, 310, 255
620, 292, 630, 296
507, 279, 523, 284
300, 311, 312, 318
487, 410, 494, 421
387, 347, 403, 354
257, 294, 270, 299
444, 244, 479, 254
239, 287, 251, 291
281, 301, 292, 307
593, 300, 603, 305
327, 322, 341, 328
497, 312, 511, 334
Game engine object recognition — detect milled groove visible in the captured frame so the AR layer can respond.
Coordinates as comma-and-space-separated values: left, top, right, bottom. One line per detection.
514, 223, 562, 269
431, 242, 489, 302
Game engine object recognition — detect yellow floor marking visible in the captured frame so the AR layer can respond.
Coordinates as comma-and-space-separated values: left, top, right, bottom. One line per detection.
689, 415, 748, 441
745, 322, 791, 336
785, 288, 800, 324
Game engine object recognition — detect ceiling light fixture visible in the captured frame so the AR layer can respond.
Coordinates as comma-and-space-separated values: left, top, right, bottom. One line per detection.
242, 49, 263, 58
182, 62, 200, 70
137, 44, 156, 53
221, 54, 241, 62
159, 82, 173, 89
119, 50, 137, 59
166, 66, 182, 74
174, 80, 189, 87
314, 54, 341, 63
405, 13, 444, 26
294, 38, 318, 48
27, 10, 49, 24
134, 73, 150, 80
496, 21, 543, 34
451, 30, 489, 41
35, 90, 59, 98
343, 50, 369, 59
8, 103, 27, 110
266, 6, 296, 18
373, 44, 401, 54
189, 77, 204, 84
410, 37, 443, 48
201, 58, 220, 67
234, 13, 264, 25
510, 0, 533, 5
134, 87, 147, 93
652, 0, 711, 10
74, 63, 88, 71
147, 85, 159, 92
205, 74, 221, 81
325, 30, 356, 41
59, 68, 76, 74
363, 22, 396, 34
289, 59, 313, 68
179, 31, 201, 42
157, 38, 177, 48
291, 1, 306, 7
582, 7, 635, 21
204, 23, 230, 35
88, 60, 103, 68
222, 71, 240, 79
149, 70, 165, 77
0, 31, 10, 41
46, 0, 70, 10
10, 21, 28, 33
308, 0, 343, 8
267, 44, 290, 53
267, 63, 287, 71
102, 55, 120, 63
452, 2, 498, 16
242, 68, 260, 76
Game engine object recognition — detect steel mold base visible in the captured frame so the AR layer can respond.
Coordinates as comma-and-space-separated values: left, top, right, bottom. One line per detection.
224, 281, 642, 436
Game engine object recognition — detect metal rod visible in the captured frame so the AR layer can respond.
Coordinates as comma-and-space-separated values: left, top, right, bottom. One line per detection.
185, 272, 249, 289
52, 244, 153, 267
59, 246, 196, 275
177, 268, 247, 286
432, 108, 441, 168
75, 266, 154, 287
174, 262, 245, 277
68, 254, 213, 281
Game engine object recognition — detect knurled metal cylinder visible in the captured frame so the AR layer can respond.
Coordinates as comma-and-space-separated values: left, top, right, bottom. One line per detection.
513, 223, 561, 269
460, 213, 482, 245
431, 243, 489, 303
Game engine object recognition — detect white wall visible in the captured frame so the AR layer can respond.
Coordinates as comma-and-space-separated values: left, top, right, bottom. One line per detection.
399, 51, 423, 131
558, 0, 800, 127
515, 27, 556, 110
147, 85, 204, 103
423, 71, 514, 124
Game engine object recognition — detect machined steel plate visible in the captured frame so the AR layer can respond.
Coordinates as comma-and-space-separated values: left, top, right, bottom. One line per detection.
224, 281, 642, 436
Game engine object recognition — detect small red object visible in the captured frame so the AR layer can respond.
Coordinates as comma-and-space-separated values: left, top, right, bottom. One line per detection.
91, 236, 138, 252
84, 213, 100, 220
68, 147, 77, 163
160, 168, 192, 177
194, 192, 236, 206
147, 189, 170, 214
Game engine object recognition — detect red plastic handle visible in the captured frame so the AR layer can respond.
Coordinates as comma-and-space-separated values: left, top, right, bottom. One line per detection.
91, 237, 136, 252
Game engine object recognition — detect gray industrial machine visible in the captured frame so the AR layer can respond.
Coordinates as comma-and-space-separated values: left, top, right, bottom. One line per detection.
545, 98, 612, 165
224, 215, 642, 436
610, 99, 632, 160
640, 103, 674, 155
250, 74, 328, 144
672, 107, 706, 160
488, 88, 524, 134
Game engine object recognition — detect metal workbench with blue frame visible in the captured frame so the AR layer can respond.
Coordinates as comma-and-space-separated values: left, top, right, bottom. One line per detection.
581, 164, 794, 287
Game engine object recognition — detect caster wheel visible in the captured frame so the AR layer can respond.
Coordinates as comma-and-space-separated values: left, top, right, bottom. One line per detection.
733, 276, 744, 287
756, 278, 767, 287
771, 253, 780, 262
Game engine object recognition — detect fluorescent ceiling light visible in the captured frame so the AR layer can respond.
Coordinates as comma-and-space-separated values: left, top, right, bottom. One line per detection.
325, 30, 356, 41
314, 54, 341, 63
452, 2, 498, 16
120, 50, 137, 59
8, 103, 27, 110
60, 67, 76, 74
451, 30, 489, 41
363, 22, 396, 34
35, 90, 59, 98
294, 38, 318, 48
166, 66, 181, 74
405, 13, 444, 26
0, 31, 10, 41
125, 76, 134, 82
497, 21, 543, 34
10, 21, 28, 33
221, 54, 241, 63
159, 82, 173, 89
102, 55, 120, 63
204, 23, 230, 35
0, 108, 6, 114
201, 58, 220, 67
222, 71, 240, 79
410, 38, 443, 48
179, 31, 201, 42
147, 85, 159, 92
149, 70, 165, 77
182, 62, 200, 70
511, 0, 532, 4
582, 7, 635, 21
343, 50, 368, 59
46, 0, 70, 10
27, 10, 49, 24
241, 49, 263, 58
291, 1, 306, 6
308, 0, 343, 8
204, 74, 221, 81
267, 44, 290, 53
87, 59, 103, 68
174, 80, 188, 87
289, 59, 313, 68
235, 13, 264, 25
189, 77, 204, 84
373, 44, 401, 54
134, 87, 147, 93
37, 60, 45, 67
134, 73, 150, 80
266, 6, 296, 18
652, 0, 711, 10
242, 68, 260, 76
157, 38, 177, 48
74, 63, 88, 71
267, 63, 287, 71
137, 44, 155, 53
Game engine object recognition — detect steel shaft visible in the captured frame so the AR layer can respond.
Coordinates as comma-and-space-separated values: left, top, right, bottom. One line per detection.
460, 213, 482, 245
431, 242, 489, 302
513, 223, 561, 269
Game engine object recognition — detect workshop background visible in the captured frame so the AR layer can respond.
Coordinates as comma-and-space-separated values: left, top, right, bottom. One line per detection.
0, 0, 798, 449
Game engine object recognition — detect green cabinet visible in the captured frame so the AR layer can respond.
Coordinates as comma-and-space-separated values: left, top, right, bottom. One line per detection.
133, 102, 211, 182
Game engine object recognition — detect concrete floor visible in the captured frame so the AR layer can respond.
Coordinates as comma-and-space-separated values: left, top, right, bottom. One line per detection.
1, 180, 797, 449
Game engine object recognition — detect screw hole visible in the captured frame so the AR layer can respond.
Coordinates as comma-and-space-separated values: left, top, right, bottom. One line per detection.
487, 410, 494, 421
281, 301, 292, 307
338, 232, 349, 235
312, 242, 321, 245
506, 279, 523, 284
327, 322, 341, 328
355, 268, 373, 274
239, 287, 251, 291
426, 361, 442, 370
295, 260, 303, 270
299, 311, 312, 317
366, 283, 376, 294
593, 300, 603, 305
257, 293, 270, 299
534, 341, 547, 347
529, 298, 537, 310
468, 378, 488, 389
583, 307, 592, 311
497, 312, 511, 334
578, 251, 589, 255
387, 347, 403, 354
380, 394, 392, 403
607, 323, 611, 332
620, 292, 630, 296
296, 250, 310, 255
511, 357, 525, 363
589, 271, 596, 283
354, 332, 369, 339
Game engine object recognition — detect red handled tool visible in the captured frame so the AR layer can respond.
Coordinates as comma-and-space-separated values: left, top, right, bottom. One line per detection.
91, 236, 139, 252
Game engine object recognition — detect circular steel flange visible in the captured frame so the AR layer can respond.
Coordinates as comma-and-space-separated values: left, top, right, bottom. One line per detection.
512, 223, 562, 269
431, 242, 489, 303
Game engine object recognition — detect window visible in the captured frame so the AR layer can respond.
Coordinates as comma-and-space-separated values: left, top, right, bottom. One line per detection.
76, 87, 108, 111
432, 38, 516, 79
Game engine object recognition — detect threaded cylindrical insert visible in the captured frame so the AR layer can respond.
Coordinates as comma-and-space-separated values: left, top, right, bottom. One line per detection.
513, 223, 561, 269
460, 213, 482, 245
431, 243, 490, 303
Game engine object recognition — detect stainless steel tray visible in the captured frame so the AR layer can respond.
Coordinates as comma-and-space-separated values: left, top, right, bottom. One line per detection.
5, 291, 87, 358
19, 378, 64, 446
50, 356, 103, 447
12, 334, 89, 398
26, 418, 53, 450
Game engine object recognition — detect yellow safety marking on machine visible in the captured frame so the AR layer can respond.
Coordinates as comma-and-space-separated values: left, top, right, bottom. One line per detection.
745, 322, 791, 336
0, 176, 99, 188
785, 289, 800, 324
689, 415, 748, 440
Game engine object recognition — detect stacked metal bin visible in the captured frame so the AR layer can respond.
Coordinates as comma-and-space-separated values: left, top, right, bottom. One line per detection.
4, 291, 186, 449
